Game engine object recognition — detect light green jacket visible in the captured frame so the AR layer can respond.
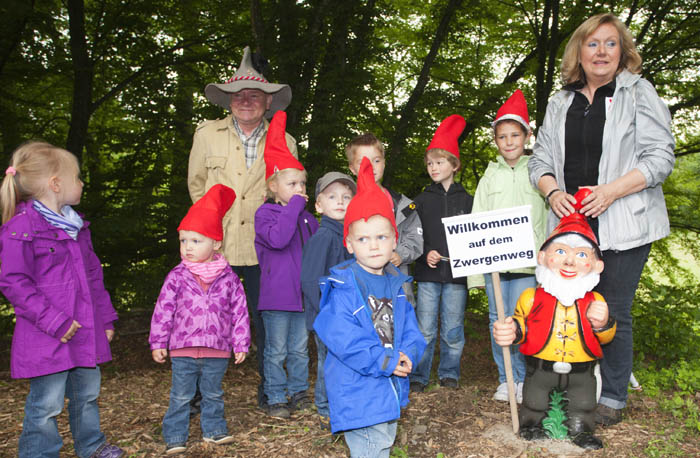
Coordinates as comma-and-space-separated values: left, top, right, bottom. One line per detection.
467, 155, 547, 288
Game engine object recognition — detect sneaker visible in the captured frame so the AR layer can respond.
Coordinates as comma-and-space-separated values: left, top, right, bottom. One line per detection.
410, 381, 425, 393
594, 404, 622, 426
165, 443, 186, 455
288, 391, 311, 411
203, 434, 234, 445
493, 382, 509, 401
516, 382, 524, 404
90, 443, 125, 458
266, 403, 291, 419
439, 378, 459, 389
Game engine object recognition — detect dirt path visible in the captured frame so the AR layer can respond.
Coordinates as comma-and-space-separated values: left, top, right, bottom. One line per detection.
0, 312, 697, 457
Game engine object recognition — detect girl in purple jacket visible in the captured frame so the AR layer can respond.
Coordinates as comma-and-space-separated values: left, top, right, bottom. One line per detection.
254, 112, 318, 418
149, 184, 250, 455
0, 142, 124, 458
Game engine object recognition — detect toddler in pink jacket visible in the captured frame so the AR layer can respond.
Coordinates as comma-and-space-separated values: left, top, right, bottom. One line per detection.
149, 184, 250, 455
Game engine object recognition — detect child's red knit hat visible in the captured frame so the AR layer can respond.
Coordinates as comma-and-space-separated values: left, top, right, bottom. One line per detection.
177, 184, 236, 241
264, 110, 304, 180
492, 89, 531, 132
426, 114, 466, 159
343, 156, 398, 246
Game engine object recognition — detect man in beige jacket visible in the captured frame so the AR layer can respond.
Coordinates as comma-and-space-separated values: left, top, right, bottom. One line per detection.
188, 47, 297, 409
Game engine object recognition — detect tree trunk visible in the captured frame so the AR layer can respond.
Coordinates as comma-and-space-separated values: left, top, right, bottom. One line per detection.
384, 0, 464, 186
66, 0, 94, 164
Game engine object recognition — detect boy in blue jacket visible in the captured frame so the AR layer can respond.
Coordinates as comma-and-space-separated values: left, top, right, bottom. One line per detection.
301, 171, 356, 421
314, 157, 426, 457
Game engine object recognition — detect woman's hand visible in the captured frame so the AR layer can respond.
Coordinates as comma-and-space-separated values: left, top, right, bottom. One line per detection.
579, 184, 617, 218
549, 190, 577, 218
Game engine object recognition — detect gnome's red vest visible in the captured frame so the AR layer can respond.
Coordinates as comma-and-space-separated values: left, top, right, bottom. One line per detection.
519, 288, 603, 359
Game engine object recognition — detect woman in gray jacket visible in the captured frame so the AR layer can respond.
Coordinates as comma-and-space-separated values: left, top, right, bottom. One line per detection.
528, 13, 675, 426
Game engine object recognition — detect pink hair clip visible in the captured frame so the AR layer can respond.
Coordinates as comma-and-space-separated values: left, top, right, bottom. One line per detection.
5, 166, 16, 176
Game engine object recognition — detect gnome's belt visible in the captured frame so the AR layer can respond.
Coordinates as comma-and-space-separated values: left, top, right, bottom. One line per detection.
526, 356, 595, 375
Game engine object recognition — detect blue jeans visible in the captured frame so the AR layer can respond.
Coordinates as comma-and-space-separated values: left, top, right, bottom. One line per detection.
484, 273, 534, 384
19, 367, 105, 458
162, 357, 230, 445
313, 333, 329, 417
262, 311, 309, 405
413, 282, 466, 385
596, 244, 650, 409
344, 420, 397, 458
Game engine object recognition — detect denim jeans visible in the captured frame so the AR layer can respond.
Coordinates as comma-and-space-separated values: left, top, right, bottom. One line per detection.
413, 282, 466, 385
162, 357, 230, 445
19, 367, 105, 458
484, 273, 534, 384
313, 332, 329, 417
344, 420, 397, 458
261, 311, 309, 405
596, 244, 651, 409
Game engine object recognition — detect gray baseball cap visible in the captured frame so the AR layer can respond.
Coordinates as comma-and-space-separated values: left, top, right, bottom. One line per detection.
315, 172, 357, 198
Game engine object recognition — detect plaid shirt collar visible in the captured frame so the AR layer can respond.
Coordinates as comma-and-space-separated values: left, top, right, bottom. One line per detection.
232, 117, 266, 169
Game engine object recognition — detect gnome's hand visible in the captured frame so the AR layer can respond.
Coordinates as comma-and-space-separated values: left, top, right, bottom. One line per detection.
493, 317, 517, 346
587, 300, 609, 329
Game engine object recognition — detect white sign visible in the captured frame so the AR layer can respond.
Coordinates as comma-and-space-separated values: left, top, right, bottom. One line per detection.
443, 205, 537, 278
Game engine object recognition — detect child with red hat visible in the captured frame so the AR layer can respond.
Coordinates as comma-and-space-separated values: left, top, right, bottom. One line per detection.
468, 89, 547, 403
493, 189, 616, 450
411, 114, 474, 392
314, 157, 426, 457
149, 184, 251, 455
254, 111, 319, 419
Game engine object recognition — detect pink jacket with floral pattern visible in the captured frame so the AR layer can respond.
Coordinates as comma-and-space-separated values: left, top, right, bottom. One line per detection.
149, 263, 250, 353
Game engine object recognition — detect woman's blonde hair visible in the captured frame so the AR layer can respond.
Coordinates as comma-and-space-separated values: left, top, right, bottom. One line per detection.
1, 141, 80, 223
561, 13, 642, 85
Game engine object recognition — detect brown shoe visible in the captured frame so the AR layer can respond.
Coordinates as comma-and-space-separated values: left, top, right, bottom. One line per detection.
594, 404, 622, 426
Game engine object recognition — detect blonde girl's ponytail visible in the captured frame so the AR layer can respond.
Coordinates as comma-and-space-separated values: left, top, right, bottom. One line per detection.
1, 141, 78, 224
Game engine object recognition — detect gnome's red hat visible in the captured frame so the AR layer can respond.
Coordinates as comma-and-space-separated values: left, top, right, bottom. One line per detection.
426, 114, 466, 159
492, 89, 531, 132
264, 111, 304, 180
541, 188, 601, 257
177, 184, 236, 241
343, 156, 398, 246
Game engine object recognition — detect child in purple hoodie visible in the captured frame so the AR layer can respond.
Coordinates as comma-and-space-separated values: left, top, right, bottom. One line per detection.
0, 142, 124, 458
254, 112, 318, 418
149, 184, 250, 455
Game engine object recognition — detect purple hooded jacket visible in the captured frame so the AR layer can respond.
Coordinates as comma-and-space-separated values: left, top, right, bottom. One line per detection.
149, 263, 250, 353
0, 201, 118, 379
254, 195, 318, 312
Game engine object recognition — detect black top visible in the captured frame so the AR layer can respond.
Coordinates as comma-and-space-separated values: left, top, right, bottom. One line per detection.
413, 182, 473, 283
563, 79, 616, 195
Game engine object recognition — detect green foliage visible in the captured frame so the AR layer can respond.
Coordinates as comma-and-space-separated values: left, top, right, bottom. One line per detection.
541, 389, 568, 440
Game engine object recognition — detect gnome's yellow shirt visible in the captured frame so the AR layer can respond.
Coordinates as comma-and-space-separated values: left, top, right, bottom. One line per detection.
513, 288, 616, 362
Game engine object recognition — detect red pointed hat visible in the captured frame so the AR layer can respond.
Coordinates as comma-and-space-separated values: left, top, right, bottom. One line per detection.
492, 89, 531, 132
178, 184, 236, 241
343, 156, 398, 246
264, 111, 304, 180
542, 188, 601, 257
426, 114, 466, 158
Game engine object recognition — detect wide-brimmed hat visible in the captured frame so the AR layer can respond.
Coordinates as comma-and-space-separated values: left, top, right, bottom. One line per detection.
205, 46, 292, 118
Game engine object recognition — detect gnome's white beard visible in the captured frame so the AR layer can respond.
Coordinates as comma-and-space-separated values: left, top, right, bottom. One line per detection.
536, 264, 600, 306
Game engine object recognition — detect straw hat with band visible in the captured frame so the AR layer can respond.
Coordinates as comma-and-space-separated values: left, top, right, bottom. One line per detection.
205, 46, 292, 118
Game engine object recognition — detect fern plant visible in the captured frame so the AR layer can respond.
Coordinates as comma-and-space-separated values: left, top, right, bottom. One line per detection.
541, 389, 569, 439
